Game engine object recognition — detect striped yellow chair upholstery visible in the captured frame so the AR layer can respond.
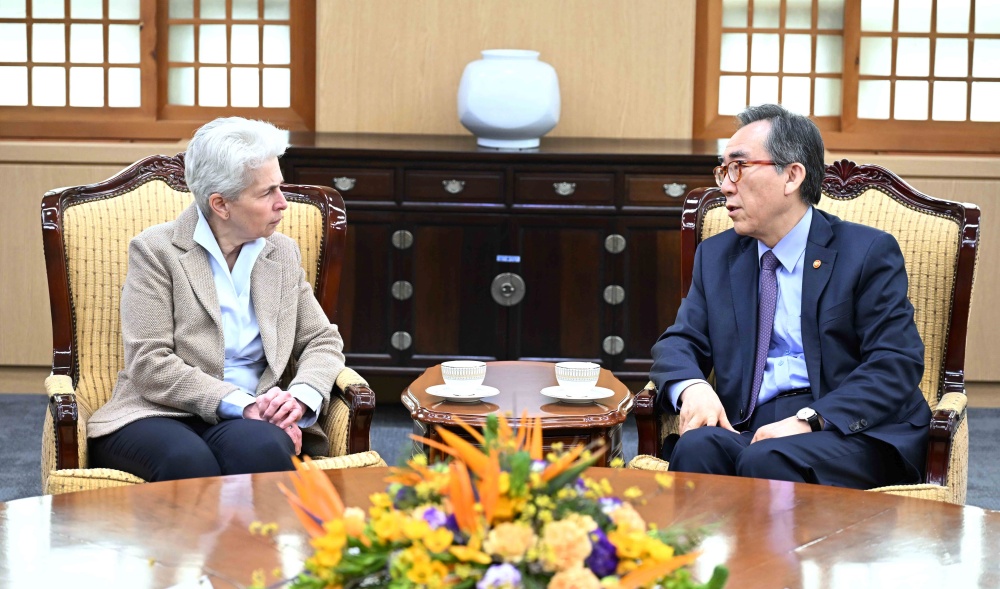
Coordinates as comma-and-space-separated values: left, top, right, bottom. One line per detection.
40, 154, 384, 495
631, 160, 980, 505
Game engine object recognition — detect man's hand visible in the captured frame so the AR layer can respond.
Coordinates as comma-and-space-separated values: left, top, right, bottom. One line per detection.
678, 382, 737, 435
285, 423, 303, 455
750, 415, 811, 443
256, 387, 307, 429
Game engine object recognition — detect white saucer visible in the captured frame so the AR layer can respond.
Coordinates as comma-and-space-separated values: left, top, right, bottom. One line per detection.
426, 384, 500, 403
540, 385, 614, 404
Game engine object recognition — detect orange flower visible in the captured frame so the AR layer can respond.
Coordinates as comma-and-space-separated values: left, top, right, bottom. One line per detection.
279, 457, 346, 539
483, 522, 537, 563
549, 566, 603, 589
538, 519, 592, 572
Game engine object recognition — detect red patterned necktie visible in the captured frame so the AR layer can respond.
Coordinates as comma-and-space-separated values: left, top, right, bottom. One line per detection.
747, 250, 779, 421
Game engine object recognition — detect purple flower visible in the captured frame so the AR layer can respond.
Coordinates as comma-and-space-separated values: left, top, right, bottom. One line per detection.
574, 478, 588, 493
477, 563, 522, 588
530, 460, 547, 473
585, 528, 619, 578
599, 497, 623, 514
422, 506, 448, 529
444, 513, 461, 535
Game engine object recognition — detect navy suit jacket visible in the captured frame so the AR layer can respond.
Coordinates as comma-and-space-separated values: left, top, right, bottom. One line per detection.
651, 208, 931, 480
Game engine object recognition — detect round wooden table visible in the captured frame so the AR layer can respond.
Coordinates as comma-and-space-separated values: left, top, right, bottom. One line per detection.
1, 468, 997, 588
401, 360, 634, 466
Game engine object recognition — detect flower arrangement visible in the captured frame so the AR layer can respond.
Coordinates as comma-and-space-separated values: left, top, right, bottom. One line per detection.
272, 413, 728, 589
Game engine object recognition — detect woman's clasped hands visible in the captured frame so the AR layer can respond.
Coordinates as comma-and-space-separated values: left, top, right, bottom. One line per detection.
243, 387, 307, 454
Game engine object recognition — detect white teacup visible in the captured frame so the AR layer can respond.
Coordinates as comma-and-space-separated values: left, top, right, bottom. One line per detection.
555, 361, 600, 391
441, 360, 487, 393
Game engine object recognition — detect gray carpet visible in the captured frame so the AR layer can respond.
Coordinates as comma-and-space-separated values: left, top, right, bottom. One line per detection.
1, 395, 996, 510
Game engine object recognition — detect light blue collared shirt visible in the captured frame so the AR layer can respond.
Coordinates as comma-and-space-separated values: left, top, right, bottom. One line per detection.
194, 208, 321, 427
668, 207, 813, 410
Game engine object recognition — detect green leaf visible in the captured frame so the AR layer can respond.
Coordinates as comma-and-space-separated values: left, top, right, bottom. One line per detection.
700, 565, 729, 589
507, 451, 532, 496
543, 454, 600, 493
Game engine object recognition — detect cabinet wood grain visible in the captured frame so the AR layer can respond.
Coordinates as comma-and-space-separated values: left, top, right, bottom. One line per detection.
281, 134, 719, 382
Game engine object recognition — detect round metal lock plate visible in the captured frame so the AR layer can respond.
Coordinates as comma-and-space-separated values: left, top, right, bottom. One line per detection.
490, 272, 526, 307
602, 335, 625, 356
391, 230, 414, 250
603, 285, 625, 306
390, 331, 412, 351
391, 280, 413, 300
604, 234, 626, 254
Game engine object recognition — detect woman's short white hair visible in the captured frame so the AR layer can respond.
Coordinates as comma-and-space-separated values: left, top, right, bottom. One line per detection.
184, 117, 289, 215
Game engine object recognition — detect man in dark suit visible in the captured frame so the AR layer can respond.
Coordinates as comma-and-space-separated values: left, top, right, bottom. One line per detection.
651, 104, 930, 489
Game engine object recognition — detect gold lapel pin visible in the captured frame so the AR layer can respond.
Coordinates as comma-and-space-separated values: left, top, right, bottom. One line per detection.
813, 260, 822, 269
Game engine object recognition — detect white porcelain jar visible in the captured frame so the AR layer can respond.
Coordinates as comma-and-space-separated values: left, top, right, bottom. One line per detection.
457, 49, 561, 149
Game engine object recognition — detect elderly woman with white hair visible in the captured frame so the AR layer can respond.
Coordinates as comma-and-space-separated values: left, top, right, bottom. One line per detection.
87, 117, 345, 481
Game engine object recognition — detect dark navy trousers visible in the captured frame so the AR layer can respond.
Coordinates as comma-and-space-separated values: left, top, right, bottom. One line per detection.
90, 416, 296, 482
664, 393, 913, 489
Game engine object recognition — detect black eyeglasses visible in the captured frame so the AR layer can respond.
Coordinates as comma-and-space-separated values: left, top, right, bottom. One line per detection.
713, 160, 778, 186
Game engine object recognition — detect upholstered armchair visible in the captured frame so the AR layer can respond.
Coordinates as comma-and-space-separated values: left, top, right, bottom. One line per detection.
631, 160, 980, 505
40, 154, 384, 495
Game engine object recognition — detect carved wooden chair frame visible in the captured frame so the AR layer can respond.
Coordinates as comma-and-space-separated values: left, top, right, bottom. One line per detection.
41, 153, 375, 473
634, 160, 980, 492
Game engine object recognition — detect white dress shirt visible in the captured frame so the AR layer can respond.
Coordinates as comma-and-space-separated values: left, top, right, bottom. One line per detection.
194, 208, 322, 427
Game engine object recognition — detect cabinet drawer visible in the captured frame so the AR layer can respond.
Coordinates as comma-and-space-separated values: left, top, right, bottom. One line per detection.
294, 167, 394, 201
625, 175, 714, 205
404, 170, 503, 202
514, 173, 614, 205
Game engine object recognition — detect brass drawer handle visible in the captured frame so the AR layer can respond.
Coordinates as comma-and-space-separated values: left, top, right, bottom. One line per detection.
333, 177, 356, 192
663, 182, 687, 198
553, 182, 577, 196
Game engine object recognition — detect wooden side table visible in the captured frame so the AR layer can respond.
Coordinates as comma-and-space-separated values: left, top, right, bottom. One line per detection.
401, 360, 633, 466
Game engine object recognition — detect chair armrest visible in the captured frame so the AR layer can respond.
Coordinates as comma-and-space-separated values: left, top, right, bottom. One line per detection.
925, 391, 967, 487
45, 375, 79, 470
634, 380, 662, 457
334, 367, 375, 454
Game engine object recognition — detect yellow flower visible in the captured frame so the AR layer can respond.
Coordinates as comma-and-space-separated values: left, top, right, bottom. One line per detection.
493, 494, 527, 522
655, 473, 674, 489
535, 495, 555, 509
369, 492, 394, 518
549, 566, 603, 589
450, 544, 492, 565
562, 513, 598, 533
403, 517, 431, 541
608, 530, 644, 560
422, 527, 454, 554
646, 539, 676, 561
371, 510, 406, 543
498, 471, 511, 494
401, 545, 448, 587
538, 519, 592, 572
483, 522, 537, 563
609, 457, 625, 468
622, 486, 643, 500
310, 519, 348, 570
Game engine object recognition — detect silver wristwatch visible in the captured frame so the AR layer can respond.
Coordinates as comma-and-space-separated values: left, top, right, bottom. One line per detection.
797, 407, 822, 432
